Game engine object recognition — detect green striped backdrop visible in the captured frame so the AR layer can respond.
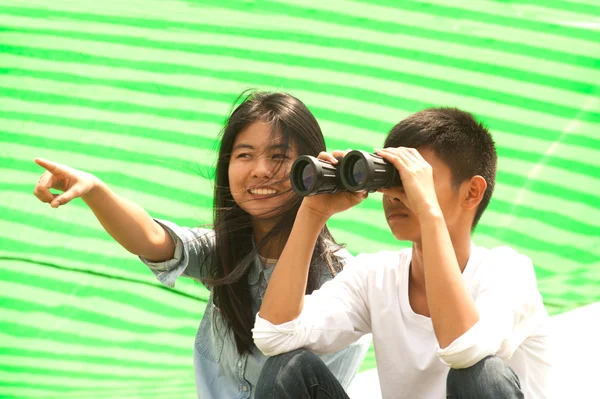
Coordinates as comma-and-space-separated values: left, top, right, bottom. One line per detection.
1, 1, 599, 397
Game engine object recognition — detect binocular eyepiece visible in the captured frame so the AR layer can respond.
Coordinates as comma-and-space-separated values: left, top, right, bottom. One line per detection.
290, 150, 402, 197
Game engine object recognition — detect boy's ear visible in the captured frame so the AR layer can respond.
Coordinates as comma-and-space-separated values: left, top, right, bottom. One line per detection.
463, 175, 487, 210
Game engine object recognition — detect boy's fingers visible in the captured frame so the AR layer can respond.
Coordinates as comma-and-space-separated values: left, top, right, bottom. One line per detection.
400, 148, 422, 164
405, 147, 424, 161
378, 149, 407, 172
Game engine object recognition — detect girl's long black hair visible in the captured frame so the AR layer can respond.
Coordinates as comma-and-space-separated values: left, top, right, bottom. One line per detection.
204, 91, 343, 354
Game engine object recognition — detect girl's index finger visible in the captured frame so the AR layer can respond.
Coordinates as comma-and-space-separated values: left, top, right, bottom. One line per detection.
34, 158, 63, 173
330, 150, 348, 159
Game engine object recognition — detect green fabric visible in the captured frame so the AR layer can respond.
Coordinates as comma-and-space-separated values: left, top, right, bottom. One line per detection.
1, 0, 599, 397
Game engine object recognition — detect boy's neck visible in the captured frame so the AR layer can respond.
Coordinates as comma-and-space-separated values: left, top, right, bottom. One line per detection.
409, 232, 472, 289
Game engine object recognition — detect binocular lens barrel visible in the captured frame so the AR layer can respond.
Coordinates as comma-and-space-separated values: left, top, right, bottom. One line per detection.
340, 150, 401, 192
345, 157, 368, 188
290, 151, 402, 197
290, 156, 343, 196
301, 163, 316, 191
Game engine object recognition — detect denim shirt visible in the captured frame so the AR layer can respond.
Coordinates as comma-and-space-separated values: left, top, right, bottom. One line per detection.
140, 219, 371, 399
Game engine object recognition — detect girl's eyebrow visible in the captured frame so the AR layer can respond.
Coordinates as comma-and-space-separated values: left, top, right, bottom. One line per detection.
232, 144, 255, 151
269, 144, 288, 150
232, 143, 288, 151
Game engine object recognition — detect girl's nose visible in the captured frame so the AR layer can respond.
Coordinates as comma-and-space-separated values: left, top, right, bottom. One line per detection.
251, 158, 274, 179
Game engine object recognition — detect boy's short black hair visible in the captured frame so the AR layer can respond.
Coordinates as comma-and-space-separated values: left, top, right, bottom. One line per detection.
384, 107, 497, 229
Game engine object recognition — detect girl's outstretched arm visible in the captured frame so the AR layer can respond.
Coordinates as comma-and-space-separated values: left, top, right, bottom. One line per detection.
33, 158, 175, 262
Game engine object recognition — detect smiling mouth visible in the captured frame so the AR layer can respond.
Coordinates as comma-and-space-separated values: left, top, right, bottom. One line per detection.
248, 188, 279, 197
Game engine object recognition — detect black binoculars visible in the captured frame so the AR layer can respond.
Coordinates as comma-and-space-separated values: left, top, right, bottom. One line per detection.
290, 150, 402, 197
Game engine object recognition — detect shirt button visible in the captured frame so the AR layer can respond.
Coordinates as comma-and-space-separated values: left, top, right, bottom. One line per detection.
237, 361, 243, 368
242, 385, 248, 392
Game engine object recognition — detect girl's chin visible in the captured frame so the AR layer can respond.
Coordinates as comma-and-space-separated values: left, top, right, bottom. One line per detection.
237, 194, 296, 219
244, 206, 286, 220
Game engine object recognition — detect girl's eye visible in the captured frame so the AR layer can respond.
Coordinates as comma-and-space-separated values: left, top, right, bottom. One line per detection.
272, 154, 289, 160
236, 153, 251, 159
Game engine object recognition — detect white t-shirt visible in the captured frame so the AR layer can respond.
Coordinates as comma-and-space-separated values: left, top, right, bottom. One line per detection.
253, 244, 550, 398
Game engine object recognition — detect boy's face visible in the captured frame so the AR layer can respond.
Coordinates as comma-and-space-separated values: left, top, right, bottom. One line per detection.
382, 148, 467, 242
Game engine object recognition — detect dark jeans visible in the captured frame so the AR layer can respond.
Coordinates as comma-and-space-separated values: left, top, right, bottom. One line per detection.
255, 349, 524, 399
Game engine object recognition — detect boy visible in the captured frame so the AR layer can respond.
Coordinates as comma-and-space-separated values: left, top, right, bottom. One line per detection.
252, 108, 550, 398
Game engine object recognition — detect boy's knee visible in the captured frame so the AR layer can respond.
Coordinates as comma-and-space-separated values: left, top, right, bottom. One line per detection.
447, 356, 523, 399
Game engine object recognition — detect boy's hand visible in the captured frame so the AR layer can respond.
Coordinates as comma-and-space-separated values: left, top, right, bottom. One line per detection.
300, 150, 368, 221
33, 158, 100, 208
376, 147, 442, 220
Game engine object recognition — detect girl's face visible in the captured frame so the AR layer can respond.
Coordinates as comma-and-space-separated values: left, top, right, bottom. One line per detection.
228, 122, 298, 223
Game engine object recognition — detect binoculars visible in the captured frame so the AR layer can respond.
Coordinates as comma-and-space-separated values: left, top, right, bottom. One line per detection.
290, 150, 402, 196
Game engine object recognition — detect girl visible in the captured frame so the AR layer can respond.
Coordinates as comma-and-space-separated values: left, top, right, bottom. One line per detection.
32, 91, 370, 398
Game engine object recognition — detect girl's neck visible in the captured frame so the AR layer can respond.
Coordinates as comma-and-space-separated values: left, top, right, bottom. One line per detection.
252, 218, 288, 259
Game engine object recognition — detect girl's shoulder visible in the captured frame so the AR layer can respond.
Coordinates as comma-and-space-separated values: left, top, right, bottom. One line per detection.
313, 244, 354, 285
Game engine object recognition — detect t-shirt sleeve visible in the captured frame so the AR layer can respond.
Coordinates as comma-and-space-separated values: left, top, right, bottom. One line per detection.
139, 219, 214, 288
253, 254, 372, 356
436, 246, 548, 369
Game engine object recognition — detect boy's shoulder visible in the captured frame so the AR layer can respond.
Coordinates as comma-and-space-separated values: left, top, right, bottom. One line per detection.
476, 245, 533, 271
471, 244, 538, 290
